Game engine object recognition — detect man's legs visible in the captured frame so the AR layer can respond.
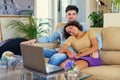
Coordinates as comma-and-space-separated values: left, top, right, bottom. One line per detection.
43, 48, 67, 66
48, 53, 67, 66
43, 48, 58, 58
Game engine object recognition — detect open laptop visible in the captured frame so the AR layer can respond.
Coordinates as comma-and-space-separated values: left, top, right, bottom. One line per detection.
20, 44, 64, 74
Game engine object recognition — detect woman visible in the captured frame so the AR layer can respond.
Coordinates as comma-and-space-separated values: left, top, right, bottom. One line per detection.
59, 21, 101, 71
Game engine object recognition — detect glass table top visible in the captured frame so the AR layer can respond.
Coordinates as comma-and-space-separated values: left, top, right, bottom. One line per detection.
0, 56, 91, 80
0, 67, 91, 80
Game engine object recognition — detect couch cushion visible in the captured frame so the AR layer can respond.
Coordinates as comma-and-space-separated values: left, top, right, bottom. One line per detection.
81, 65, 120, 80
100, 51, 120, 65
102, 27, 120, 50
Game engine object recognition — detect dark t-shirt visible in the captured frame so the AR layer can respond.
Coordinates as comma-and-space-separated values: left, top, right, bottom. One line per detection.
0, 38, 28, 58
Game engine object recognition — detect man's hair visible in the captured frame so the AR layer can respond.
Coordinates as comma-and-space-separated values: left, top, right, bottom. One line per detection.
65, 5, 79, 13
64, 21, 83, 39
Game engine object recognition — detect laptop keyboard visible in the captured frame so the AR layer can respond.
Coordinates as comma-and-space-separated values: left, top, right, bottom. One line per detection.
46, 63, 63, 73
46, 63, 57, 70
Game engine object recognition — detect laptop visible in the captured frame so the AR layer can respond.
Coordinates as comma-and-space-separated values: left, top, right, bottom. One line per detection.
20, 44, 64, 74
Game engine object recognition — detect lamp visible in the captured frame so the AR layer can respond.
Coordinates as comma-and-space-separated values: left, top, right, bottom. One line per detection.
99, 1, 106, 6
96, 0, 106, 6
96, 0, 106, 11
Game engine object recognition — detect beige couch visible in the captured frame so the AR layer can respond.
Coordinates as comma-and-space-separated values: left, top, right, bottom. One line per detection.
81, 27, 120, 80
35, 23, 120, 80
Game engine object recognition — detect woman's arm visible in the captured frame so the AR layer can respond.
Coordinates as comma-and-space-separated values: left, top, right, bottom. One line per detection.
59, 44, 77, 59
76, 37, 98, 58
59, 44, 68, 53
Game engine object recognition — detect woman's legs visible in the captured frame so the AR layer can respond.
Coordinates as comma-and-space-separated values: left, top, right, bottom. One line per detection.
75, 60, 89, 70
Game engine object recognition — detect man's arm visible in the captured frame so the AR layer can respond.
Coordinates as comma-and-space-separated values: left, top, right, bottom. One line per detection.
37, 28, 62, 43
95, 32, 102, 49
81, 24, 89, 32
21, 27, 62, 45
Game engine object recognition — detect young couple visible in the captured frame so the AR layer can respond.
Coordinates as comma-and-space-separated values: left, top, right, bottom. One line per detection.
22, 5, 102, 71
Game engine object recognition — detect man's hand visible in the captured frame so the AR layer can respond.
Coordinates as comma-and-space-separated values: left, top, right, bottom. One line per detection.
21, 39, 37, 45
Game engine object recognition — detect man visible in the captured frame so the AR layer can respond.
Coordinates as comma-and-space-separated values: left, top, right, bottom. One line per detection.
22, 5, 102, 66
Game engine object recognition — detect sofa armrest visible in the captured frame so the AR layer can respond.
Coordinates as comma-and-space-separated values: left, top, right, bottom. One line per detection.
33, 42, 59, 49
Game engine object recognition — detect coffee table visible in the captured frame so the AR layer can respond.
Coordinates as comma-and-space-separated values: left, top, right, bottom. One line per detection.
0, 66, 91, 80
22, 68, 92, 80
0, 56, 91, 80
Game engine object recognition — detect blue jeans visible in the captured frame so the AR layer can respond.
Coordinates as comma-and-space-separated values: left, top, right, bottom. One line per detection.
43, 48, 67, 66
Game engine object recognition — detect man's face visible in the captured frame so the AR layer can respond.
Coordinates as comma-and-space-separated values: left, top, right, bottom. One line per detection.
66, 10, 78, 22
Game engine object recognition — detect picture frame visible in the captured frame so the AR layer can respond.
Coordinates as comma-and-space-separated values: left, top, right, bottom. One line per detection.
0, 0, 34, 15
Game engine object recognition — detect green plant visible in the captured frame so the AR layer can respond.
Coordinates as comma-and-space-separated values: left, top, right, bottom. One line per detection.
7, 12, 52, 39
7, 14, 37, 39
37, 18, 52, 38
88, 11, 104, 27
112, 0, 120, 12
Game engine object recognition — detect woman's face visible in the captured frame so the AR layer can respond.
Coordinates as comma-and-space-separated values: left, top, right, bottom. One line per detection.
66, 26, 78, 36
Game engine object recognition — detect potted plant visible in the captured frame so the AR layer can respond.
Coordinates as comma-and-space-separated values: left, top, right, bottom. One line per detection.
88, 11, 104, 28
37, 18, 52, 38
7, 14, 52, 39
7, 14, 37, 39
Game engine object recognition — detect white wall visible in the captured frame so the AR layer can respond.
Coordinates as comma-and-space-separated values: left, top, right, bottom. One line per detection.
86, 0, 97, 27
104, 13, 120, 27
34, 0, 51, 18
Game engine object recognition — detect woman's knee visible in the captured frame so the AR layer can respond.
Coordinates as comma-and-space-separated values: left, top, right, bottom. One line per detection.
60, 59, 68, 68
75, 60, 89, 70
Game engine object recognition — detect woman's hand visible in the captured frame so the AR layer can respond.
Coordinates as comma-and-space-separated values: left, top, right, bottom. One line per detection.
66, 50, 77, 59
21, 39, 37, 45
74, 53, 81, 59
59, 44, 68, 53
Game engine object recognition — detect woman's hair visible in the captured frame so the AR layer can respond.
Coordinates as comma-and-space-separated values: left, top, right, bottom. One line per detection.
64, 21, 83, 39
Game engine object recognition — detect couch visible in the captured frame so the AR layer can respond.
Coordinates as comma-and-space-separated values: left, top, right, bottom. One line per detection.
81, 27, 120, 80
34, 23, 120, 80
